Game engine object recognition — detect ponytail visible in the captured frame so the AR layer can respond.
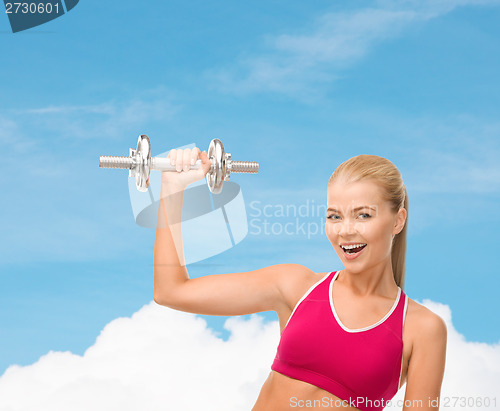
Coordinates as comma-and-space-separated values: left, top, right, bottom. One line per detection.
391, 186, 408, 290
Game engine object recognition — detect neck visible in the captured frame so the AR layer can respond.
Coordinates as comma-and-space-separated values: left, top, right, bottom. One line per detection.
339, 261, 398, 297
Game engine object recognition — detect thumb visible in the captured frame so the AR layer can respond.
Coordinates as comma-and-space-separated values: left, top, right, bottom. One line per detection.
200, 150, 212, 175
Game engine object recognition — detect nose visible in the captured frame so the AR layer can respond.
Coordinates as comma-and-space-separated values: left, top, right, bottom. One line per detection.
338, 219, 357, 238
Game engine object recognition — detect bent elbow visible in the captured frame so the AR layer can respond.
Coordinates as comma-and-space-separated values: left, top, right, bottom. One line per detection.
153, 292, 164, 306
153, 289, 172, 307
154, 289, 180, 308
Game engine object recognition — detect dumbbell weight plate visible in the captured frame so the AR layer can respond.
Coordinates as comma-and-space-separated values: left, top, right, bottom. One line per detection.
206, 138, 226, 195
132, 135, 151, 192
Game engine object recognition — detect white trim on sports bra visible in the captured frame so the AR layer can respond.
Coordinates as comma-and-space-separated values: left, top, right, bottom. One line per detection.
398, 294, 409, 390
283, 271, 332, 330
329, 270, 402, 333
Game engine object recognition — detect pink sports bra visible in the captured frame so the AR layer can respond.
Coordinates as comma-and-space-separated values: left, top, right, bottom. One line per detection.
271, 271, 408, 411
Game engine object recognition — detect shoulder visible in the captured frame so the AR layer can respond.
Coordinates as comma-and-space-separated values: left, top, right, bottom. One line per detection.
403, 297, 447, 400
406, 297, 447, 352
273, 264, 330, 311
273, 263, 325, 287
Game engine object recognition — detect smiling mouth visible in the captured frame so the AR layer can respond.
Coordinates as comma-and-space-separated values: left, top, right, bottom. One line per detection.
340, 244, 367, 254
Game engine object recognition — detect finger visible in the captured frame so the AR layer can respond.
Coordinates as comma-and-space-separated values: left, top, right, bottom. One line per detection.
201, 150, 211, 173
168, 149, 176, 166
176, 149, 183, 172
191, 147, 201, 166
183, 148, 191, 172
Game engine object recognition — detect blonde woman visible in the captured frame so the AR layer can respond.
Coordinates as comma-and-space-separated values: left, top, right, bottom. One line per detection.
154, 147, 447, 411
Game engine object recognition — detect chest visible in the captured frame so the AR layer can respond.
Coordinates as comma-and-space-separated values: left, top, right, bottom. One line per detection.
278, 299, 403, 384
274, 273, 409, 400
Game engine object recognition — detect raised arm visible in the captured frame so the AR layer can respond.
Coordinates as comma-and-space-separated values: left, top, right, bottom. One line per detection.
153, 146, 315, 316
403, 308, 447, 410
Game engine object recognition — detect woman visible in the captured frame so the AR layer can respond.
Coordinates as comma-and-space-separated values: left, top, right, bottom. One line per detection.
153, 147, 447, 410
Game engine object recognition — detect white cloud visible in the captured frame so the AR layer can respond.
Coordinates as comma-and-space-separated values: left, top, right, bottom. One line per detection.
0, 91, 182, 264
429, 299, 500, 406
352, 111, 500, 195
0, 300, 498, 411
8, 91, 181, 141
387, 299, 500, 410
209, 8, 416, 98
0, 303, 279, 411
209, 0, 500, 97
377, 0, 500, 18
407, 149, 500, 194
0, 115, 37, 154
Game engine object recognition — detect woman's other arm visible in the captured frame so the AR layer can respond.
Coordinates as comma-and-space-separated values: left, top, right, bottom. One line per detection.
402, 309, 447, 410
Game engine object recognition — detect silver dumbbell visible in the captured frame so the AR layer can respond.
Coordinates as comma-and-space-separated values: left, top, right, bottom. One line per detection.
99, 135, 259, 194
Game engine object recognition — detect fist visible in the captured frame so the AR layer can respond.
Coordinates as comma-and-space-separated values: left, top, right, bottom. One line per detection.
161, 147, 212, 189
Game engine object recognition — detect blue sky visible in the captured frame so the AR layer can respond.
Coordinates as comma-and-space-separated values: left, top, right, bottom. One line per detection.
1, 0, 500, 379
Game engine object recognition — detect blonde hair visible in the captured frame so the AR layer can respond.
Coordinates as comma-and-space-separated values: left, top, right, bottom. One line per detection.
328, 155, 409, 290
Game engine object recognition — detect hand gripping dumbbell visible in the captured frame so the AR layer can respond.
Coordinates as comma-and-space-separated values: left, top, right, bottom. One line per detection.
99, 135, 259, 194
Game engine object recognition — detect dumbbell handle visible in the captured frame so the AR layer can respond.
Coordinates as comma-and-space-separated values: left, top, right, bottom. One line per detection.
99, 155, 259, 174
152, 157, 202, 171
99, 156, 202, 171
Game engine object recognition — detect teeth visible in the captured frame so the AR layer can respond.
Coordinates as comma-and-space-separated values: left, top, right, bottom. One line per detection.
341, 243, 366, 250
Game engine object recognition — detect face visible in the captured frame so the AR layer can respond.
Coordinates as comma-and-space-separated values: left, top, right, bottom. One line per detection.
325, 180, 406, 273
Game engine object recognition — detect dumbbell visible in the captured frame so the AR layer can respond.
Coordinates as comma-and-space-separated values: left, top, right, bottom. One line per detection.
99, 135, 259, 194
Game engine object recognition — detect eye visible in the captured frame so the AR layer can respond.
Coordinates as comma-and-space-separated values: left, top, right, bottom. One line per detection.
327, 214, 341, 220
358, 213, 371, 219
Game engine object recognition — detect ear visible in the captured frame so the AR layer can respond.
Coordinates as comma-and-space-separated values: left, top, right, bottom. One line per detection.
393, 207, 407, 236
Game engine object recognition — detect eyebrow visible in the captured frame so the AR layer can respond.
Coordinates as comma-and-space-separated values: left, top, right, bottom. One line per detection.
327, 206, 376, 213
